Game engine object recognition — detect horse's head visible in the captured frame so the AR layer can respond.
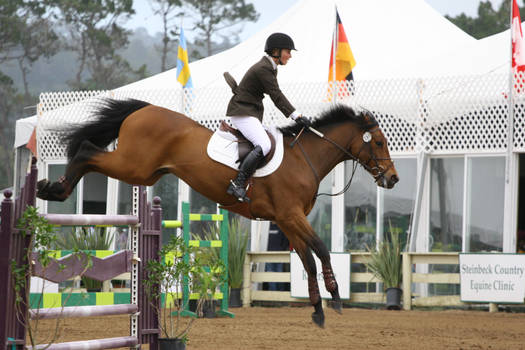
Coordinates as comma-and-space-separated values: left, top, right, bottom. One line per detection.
347, 109, 398, 189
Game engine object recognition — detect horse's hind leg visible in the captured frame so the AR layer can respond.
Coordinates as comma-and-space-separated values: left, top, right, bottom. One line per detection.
37, 140, 104, 201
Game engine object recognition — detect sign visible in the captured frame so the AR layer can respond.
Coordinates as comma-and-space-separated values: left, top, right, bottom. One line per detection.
459, 253, 525, 303
290, 252, 350, 299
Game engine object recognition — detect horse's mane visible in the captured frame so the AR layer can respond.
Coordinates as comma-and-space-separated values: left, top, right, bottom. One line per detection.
278, 104, 378, 136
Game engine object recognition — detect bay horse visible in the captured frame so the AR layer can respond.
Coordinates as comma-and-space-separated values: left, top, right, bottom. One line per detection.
36, 99, 398, 327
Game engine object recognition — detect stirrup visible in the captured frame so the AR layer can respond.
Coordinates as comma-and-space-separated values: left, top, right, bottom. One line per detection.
227, 180, 250, 203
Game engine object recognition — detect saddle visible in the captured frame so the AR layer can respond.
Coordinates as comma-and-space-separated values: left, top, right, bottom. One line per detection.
218, 121, 276, 168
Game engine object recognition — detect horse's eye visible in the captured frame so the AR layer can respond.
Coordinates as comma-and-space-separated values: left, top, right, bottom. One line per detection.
375, 141, 383, 147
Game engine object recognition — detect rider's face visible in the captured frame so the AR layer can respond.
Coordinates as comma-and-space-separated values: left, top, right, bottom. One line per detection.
280, 49, 292, 65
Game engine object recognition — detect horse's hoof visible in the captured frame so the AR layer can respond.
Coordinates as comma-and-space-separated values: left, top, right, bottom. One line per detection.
311, 312, 325, 328
36, 179, 50, 199
331, 300, 343, 315
36, 179, 67, 202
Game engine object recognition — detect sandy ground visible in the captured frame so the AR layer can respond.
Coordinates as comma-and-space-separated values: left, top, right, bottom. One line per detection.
30, 306, 525, 349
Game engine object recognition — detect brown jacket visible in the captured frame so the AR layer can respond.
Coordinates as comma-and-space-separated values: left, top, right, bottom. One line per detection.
226, 56, 296, 121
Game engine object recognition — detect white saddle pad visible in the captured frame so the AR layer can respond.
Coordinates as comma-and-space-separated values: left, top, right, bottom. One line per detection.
206, 125, 284, 177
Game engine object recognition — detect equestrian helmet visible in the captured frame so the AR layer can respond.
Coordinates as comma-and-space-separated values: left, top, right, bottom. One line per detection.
264, 33, 296, 54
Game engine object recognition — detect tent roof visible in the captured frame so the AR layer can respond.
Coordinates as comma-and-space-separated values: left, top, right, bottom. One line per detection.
14, 115, 37, 149
120, 0, 479, 91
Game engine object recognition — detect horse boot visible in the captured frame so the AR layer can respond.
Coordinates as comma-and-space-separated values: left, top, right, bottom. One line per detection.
227, 145, 264, 202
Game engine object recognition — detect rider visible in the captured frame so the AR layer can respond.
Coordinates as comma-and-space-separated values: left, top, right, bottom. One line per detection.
226, 32, 311, 202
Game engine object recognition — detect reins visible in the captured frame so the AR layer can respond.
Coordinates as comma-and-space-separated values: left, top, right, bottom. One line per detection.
290, 124, 392, 198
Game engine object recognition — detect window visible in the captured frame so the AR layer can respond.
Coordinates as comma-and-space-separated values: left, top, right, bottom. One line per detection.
307, 172, 332, 248
344, 165, 377, 251
466, 156, 504, 252
381, 158, 416, 248
82, 172, 107, 214
47, 164, 77, 214
153, 175, 179, 243
429, 158, 463, 252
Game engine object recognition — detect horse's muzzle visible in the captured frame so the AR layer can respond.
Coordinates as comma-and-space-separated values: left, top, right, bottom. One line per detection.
377, 173, 399, 189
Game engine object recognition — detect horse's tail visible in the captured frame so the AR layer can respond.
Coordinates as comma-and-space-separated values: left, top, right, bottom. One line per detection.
62, 98, 150, 160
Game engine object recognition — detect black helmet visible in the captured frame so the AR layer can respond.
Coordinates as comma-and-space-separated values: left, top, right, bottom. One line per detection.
264, 33, 296, 55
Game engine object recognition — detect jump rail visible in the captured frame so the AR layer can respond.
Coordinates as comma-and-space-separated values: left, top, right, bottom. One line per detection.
43, 214, 139, 226
29, 304, 138, 320
0, 158, 161, 350
28, 336, 138, 350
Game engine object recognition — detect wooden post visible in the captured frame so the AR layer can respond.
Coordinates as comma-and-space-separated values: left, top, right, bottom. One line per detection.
242, 253, 251, 307
402, 252, 412, 310
489, 303, 498, 313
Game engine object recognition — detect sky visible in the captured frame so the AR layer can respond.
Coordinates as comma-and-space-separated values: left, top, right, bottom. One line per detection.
127, 0, 513, 42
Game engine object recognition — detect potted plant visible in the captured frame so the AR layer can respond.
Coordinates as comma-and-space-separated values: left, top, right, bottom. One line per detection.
143, 234, 210, 350
193, 247, 227, 318
203, 216, 249, 308
366, 230, 403, 310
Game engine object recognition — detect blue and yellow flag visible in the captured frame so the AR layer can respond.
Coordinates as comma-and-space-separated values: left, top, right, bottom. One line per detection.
176, 28, 193, 88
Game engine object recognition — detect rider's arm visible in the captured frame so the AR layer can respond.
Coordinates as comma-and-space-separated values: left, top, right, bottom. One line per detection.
256, 65, 298, 118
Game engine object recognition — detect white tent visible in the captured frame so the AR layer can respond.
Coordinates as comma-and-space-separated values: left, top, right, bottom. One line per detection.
121, 0, 480, 91
14, 115, 37, 149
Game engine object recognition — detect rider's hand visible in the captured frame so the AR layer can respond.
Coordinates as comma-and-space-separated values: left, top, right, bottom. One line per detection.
295, 116, 311, 128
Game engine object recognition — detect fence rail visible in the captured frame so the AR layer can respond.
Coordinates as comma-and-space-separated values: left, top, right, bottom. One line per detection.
242, 251, 507, 310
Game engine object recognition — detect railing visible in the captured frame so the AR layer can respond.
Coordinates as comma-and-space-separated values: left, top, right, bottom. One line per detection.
242, 251, 501, 310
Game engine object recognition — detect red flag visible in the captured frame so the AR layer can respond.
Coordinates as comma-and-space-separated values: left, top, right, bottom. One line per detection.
512, 0, 525, 93
328, 9, 356, 100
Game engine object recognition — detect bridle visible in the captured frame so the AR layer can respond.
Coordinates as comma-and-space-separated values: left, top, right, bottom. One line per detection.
291, 123, 393, 197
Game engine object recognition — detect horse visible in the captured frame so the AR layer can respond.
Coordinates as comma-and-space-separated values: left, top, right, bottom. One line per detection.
36, 99, 399, 328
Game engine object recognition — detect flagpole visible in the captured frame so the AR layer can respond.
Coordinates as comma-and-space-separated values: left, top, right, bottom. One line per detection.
332, 4, 338, 105
506, 0, 515, 184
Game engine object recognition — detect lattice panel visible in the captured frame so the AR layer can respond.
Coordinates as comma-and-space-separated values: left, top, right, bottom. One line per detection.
37, 73, 518, 162
512, 71, 525, 152
422, 74, 509, 153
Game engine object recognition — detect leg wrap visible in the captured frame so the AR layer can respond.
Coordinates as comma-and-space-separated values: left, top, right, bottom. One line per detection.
308, 276, 321, 305
322, 266, 338, 293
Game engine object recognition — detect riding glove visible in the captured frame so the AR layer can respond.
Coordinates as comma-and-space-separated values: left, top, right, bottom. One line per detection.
295, 116, 312, 128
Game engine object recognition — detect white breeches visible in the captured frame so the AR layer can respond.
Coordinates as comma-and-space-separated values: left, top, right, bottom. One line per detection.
230, 116, 271, 156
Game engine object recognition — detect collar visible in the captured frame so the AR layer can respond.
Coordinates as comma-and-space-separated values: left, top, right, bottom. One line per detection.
265, 55, 278, 70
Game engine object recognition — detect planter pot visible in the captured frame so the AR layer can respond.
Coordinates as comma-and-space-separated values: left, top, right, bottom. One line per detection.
159, 338, 186, 350
229, 287, 242, 308
385, 287, 402, 310
189, 299, 197, 312
202, 300, 216, 318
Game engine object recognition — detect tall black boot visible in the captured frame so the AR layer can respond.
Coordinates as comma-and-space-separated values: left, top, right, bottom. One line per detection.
227, 145, 264, 202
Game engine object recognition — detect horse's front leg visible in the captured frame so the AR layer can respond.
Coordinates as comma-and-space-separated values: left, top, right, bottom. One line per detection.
276, 215, 325, 327
310, 235, 342, 314
297, 247, 325, 328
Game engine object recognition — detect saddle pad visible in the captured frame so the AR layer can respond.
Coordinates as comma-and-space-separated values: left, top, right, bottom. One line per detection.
206, 125, 284, 177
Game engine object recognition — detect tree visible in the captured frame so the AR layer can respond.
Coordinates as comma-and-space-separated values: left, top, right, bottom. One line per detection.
149, 0, 183, 72
54, 0, 145, 90
183, 0, 258, 56
0, 73, 25, 189
446, 1, 525, 39
0, 0, 55, 188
